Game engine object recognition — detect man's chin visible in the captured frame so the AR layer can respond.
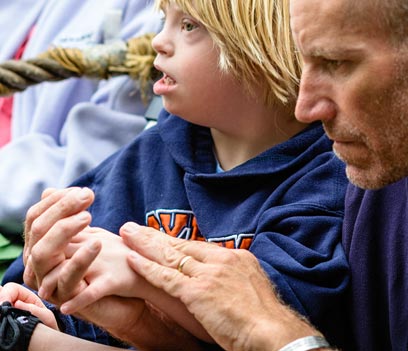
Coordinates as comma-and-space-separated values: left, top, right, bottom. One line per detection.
346, 164, 405, 190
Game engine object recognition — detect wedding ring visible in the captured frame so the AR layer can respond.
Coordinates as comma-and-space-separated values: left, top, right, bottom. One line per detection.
177, 255, 192, 273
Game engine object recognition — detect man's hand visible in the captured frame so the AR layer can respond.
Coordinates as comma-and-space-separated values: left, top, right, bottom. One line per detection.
23, 187, 94, 290
120, 222, 323, 351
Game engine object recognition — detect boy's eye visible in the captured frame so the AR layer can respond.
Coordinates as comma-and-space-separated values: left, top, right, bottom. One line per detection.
181, 20, 198, 32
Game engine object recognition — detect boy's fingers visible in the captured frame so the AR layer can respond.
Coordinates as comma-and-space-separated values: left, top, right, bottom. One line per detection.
60, 279, 108, 315
38, 264, 63, 301
57, 241, 102, 300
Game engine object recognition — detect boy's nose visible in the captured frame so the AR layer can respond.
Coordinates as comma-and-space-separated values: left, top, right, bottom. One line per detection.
152, 30, 173, 56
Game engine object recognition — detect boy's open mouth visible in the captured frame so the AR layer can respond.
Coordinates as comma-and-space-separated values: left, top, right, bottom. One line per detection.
163, 74, 176, 85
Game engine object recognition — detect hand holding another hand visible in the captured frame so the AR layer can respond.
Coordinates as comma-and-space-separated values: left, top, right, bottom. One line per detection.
120, 222, 324, 351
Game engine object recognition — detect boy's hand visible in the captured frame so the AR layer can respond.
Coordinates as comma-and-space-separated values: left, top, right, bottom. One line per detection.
40, 224, 212, 343
0, 283, 58, 330
39, 226, 151, 311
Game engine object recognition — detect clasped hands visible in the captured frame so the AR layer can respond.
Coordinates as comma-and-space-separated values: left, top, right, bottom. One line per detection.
15, 186, 320, 351
21, 187, 211, 347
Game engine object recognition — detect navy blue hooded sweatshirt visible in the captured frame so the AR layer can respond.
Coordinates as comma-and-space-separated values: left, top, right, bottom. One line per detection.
4, 110, 350, 348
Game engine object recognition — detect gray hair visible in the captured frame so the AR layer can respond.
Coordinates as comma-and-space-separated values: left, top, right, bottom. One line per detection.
384, 1, 408, 43
348, 0, 408, 45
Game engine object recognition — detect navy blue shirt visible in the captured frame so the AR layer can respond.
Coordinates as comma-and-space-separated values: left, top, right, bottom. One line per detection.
343, 180, 408, 351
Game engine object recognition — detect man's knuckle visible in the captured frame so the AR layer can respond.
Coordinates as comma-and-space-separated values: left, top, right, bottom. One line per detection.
162, 246, 180, 266
30, 218, 45, 237
179, 284, 201, 305
55, 219, 73, 233
217, 249, 237, 264
25, 205, 40, 224
30, 246, 44, 263
137, 233, 152, 246
160, 267, 177, 284
58, 197, 73, 213
238, 248, 253, 259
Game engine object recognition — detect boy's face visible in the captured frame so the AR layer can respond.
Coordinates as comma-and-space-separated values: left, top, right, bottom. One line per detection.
291, 0, 408, 189
152, 2, 248, 129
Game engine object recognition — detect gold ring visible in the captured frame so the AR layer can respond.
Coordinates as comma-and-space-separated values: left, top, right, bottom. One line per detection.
177, 255, 192, 273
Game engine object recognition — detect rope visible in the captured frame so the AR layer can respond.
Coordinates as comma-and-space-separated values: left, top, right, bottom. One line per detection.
0, 33, 158, 101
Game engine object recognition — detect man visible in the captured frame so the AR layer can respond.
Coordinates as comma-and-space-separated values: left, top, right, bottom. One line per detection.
290, 0, 408, 349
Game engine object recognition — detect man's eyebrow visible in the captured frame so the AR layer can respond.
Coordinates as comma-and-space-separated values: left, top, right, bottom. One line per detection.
308, 47, 363, 58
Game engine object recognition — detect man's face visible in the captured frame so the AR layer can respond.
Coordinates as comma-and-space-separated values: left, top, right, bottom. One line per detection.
291, 0, 408, 189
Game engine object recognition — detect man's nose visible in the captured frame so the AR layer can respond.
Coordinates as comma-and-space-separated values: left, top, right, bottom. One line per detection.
295, 70, 337, 123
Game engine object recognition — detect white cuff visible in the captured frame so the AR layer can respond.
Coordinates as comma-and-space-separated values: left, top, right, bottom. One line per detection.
278, 336, 330, 351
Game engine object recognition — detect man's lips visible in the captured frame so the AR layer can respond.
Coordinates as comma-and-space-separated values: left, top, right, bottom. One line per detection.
325, 130, 358, 145
332, 139, 367, 158
332, 139, 353, 144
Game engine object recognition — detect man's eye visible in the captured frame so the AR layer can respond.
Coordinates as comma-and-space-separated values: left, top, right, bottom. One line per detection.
324, 59, 345, 71
181, 20, 198, 32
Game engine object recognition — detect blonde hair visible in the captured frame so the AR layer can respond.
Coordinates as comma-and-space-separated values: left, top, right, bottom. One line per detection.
155, 0, 301, 105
